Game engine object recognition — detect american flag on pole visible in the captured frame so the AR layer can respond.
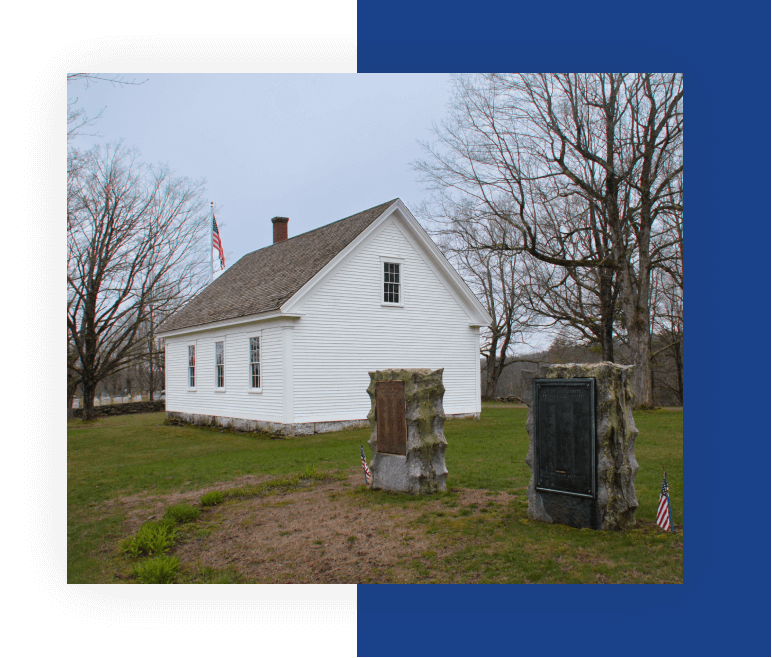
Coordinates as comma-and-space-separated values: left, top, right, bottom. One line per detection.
212, 215, 225, 270
360, 445, 372, 486
656, 470, 673, 532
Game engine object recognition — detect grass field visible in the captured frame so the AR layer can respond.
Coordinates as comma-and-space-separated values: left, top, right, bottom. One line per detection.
67, 406, 682, 583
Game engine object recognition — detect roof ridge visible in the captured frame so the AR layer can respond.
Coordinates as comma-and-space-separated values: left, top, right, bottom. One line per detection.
242, 198, 399, 258
157, 198, 401, 335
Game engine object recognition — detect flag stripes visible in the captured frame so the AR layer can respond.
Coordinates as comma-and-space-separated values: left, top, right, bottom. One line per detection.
656, 470, 672, 532
212, 215, 225, 270
360, 445, 372, 485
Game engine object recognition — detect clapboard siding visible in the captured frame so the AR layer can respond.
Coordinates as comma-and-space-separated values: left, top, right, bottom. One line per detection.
163, 211, 484, 428
291, 217, 481, 422
165, 320, 285, 422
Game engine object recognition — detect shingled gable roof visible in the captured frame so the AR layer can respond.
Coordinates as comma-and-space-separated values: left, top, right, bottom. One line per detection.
157, 199, 399, 335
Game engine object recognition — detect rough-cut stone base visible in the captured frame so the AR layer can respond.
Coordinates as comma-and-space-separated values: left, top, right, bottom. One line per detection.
529, 489, 602, 530
166, 410, 476, 438
367, 368, 448, 494
166, 412, 368, 436
371, 454, 410, 492
449, 412, 481, 420
522, 362, 639, 531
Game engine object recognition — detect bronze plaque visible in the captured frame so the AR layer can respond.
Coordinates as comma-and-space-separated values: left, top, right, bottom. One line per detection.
534, 378, 595, 498
376, 380, 407, 455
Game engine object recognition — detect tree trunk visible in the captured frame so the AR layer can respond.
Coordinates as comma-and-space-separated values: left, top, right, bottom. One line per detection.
82, 383, 96, 421
483, 357, 499, 399
598, 266, 615, 362
615, 207, 654, 407
67, 379, 77, 420
673, 336, 683, 406
617, 256, 653, 406
625, 317, 653, 407
148, 339, 155, 402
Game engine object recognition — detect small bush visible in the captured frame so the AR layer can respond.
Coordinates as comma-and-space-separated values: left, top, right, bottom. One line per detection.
200, 491, 224, 507
132, 555, 181, 584
120, 519, 177, 557
165, 504, 200, 523
297, 465, 317, 480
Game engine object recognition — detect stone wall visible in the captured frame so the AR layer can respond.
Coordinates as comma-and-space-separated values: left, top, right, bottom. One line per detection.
72, 400, 166, 418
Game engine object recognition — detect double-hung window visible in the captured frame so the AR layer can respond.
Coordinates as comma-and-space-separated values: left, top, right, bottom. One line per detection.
380, 257, 404, 306
249, 337, 261, 389
215, 341, 225, 389
383, 262, 401, 304
188, 345, 196, 388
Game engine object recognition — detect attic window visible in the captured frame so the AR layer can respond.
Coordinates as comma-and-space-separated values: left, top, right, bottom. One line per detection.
383, 262, 400, 304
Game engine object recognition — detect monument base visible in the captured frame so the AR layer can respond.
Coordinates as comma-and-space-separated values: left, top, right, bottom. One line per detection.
529, 490, 601, 530
522, 362, 639, 531
367, 368, 447, 495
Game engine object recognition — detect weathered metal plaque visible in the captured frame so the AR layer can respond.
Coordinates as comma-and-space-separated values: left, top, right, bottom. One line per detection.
376, 380, 407, 455
534, 378, 595, 498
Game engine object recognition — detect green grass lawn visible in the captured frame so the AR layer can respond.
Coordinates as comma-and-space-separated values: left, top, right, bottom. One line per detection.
68, 407, 682, 583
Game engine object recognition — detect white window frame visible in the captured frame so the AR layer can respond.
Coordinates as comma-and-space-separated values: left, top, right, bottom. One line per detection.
187, 342, 197, 391
214, 339, 226, 391
379, 255, 405, 307
248, 332, 263, 393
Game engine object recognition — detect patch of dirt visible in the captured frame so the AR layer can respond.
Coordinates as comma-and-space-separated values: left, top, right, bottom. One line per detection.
101, 474, 276, 532
110, 474, 516, 583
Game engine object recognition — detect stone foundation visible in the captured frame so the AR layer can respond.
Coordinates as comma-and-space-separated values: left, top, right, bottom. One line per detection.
166, 410, 476, 437
522, 362, 639, 531
166, 411, 369, 436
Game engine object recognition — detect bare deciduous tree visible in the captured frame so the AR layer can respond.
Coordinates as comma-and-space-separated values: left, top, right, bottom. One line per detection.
648, 188, 683, 405
67, 142, 209, 420
650, 271, 683, 405
517, 195, 620, 360
429, 204, 534, 398
415, 73, 683, 405
67, 73, 146, 140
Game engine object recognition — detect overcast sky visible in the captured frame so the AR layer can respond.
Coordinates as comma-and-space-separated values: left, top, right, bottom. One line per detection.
69, 73, 452, 267
68, 72, 550, 352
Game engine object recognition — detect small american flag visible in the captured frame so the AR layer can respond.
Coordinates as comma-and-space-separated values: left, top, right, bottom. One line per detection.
212, 215, 225, 270
656, 470, 673, 532
360, 445, 372, 485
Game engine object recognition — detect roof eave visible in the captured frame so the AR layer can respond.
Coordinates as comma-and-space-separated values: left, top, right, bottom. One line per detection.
157, 310, 303, 339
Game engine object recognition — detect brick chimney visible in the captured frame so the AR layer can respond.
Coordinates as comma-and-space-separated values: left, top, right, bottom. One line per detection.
271, 216, 289, 243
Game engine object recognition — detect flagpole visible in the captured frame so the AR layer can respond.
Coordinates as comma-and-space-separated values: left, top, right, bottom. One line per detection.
210, 202, 214, 284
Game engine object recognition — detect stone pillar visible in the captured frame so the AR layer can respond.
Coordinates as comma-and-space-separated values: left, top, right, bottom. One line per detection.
366, 368, 447, 494
521, 362, 639, 530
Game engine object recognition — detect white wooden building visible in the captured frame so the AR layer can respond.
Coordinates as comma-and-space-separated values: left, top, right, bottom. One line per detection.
157, 199, 492, 435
